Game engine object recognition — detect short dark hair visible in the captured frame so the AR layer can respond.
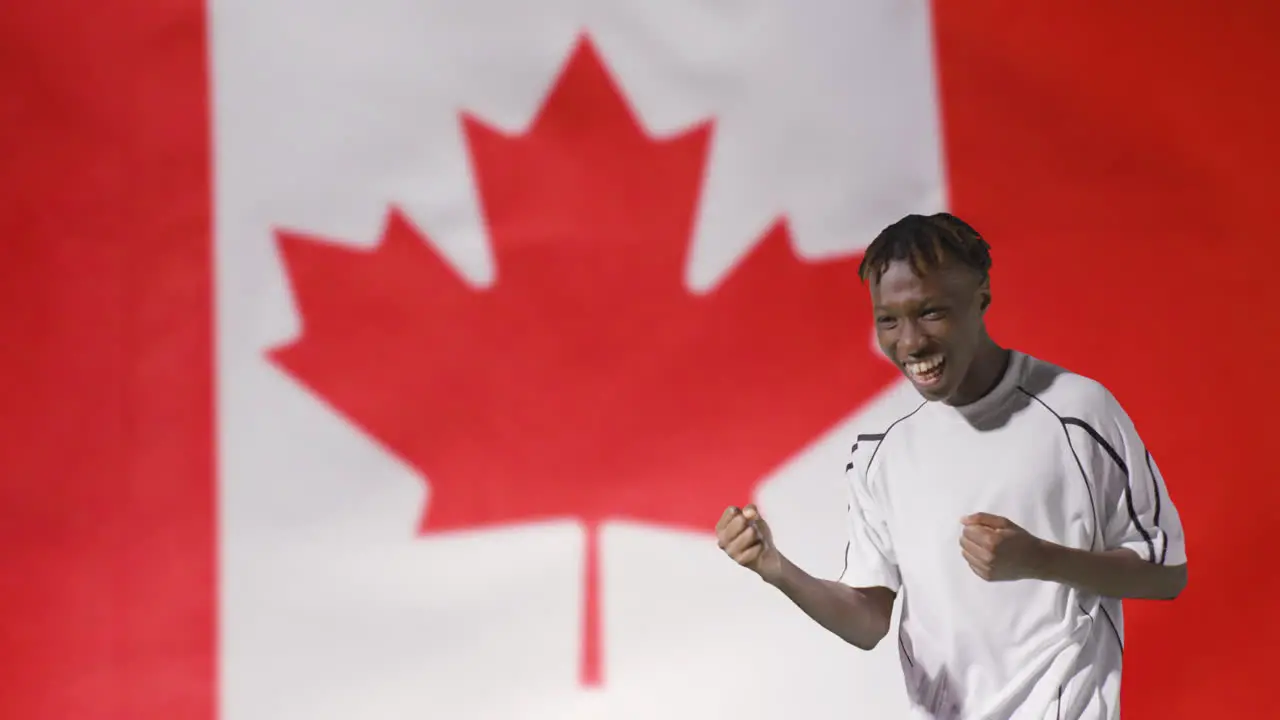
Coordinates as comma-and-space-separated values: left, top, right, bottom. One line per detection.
858, 212, 992, 284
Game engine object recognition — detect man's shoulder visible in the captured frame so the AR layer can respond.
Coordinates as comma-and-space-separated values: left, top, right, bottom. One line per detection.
849, 398, 928, 463
1016, 351, 1125, 423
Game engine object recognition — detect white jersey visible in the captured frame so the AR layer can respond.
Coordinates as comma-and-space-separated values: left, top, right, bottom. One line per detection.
839, 350, 1186, 719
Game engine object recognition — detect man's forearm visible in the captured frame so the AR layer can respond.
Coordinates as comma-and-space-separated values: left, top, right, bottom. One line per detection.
1036, 542, 1187, 600
768, 555, 894, 650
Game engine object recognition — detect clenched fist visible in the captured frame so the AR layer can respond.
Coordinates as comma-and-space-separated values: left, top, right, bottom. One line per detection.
716, 504, 783, 582
959, 512, 1049, 582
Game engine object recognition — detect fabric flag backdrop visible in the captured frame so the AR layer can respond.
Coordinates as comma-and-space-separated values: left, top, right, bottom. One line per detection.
2, 1, 1278, 718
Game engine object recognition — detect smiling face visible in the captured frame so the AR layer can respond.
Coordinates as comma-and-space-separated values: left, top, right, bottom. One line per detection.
868, 256, 991, 403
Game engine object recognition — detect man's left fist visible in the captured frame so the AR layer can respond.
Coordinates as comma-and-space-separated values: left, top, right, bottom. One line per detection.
959, 512, 1048, 582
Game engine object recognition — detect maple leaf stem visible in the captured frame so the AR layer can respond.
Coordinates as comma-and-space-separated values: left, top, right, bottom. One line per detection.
581, 522, 603, 687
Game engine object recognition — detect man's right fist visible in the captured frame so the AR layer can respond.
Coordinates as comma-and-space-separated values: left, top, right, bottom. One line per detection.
716, 504, 782, 581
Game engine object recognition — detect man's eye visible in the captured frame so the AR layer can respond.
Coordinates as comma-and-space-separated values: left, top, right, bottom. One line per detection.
876, 316, 897, 327
921, 309, 946, 321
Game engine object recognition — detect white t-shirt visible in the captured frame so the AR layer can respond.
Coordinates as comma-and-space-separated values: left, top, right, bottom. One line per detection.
839, 350, 1186, 720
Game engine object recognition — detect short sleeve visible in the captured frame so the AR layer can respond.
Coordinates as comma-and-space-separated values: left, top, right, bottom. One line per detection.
1073, 392, 1187, 566
837, 439, 901, 591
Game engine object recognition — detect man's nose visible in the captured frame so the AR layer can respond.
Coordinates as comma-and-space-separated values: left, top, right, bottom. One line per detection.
898, 320, 928, 356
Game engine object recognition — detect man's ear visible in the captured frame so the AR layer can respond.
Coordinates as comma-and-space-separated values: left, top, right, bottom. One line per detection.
978, 277, 992, 312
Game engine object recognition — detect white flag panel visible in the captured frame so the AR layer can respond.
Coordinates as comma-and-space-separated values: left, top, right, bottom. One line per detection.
211, 1, 944, 717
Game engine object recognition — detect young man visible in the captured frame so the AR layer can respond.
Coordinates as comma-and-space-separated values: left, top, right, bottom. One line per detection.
715, 213, 1187, 719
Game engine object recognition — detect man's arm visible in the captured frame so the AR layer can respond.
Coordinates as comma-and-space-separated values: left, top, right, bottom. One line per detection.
717, 435, 902, 649
960, 513, 1189, 599
958, 384, 1191, 599
716, 505, 896, 650
1036, 543, 1187, 600
768, 554, 897, 650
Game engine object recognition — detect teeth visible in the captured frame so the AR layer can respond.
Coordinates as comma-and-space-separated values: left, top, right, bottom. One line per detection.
906, 356, 944, 375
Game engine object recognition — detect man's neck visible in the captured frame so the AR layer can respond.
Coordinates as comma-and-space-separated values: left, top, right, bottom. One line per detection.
947, 341, 1010, 407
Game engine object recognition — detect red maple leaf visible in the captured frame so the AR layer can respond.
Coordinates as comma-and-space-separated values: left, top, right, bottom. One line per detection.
267, 34, 898, 687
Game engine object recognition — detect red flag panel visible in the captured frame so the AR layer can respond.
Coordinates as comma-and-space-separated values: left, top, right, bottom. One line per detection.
0, 2, 217, 718
933, 2, 1280, 717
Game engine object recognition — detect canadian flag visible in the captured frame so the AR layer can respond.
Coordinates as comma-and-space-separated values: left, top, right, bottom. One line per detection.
2, 1, 1277, 718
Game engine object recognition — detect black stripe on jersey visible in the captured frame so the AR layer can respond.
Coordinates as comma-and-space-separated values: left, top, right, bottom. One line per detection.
1078, 601, 1124, 656
1145, 450, 1162, 527
839, 401, 927, 583
1060, 416, 1157, 564
1144, 450, 1170, 565
1061, 417, 1127, 474
863, 401, 927, 472
1018, 387, 1161, 563
1018, 388, 1102, 552
1099, 602, 1123, 655
845, 444, 858, 472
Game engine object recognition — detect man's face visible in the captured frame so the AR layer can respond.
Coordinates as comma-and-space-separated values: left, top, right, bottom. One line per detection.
868, 258, 989, 403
